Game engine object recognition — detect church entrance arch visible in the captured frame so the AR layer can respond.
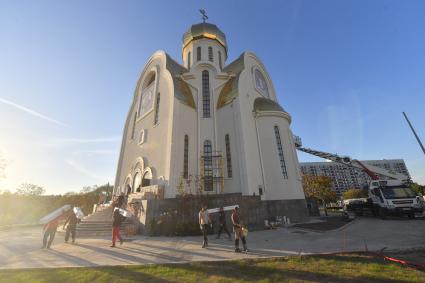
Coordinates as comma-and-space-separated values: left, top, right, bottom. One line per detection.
124, 176, 132, 195
133, 171, 142, 192
142, 167, 153, 187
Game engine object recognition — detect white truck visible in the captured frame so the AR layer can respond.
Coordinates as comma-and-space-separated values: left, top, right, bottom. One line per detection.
366, 179, 422, 219
295, 142, 423, 219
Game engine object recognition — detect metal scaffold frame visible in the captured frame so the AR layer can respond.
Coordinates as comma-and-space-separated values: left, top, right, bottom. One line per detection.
200, 151, 224, 194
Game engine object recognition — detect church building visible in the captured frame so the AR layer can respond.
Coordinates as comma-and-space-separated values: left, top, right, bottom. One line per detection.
113, 20, 308, 222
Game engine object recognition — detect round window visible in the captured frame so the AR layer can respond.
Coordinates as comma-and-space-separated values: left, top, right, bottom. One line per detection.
254, 69, 269, 98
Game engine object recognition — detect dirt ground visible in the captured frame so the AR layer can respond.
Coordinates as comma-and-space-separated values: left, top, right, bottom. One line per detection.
293, 216, 352, 231
2, 217, 425, 269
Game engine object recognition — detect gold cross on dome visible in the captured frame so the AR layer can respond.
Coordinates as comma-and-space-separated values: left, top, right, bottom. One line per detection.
199, 9, 208, 23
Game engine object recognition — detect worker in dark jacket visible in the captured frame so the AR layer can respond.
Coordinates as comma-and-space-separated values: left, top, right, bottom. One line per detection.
216, 207, 231, 239
117, 194, 125, 208
63, 209, 79, 243
111, 208, 126, 247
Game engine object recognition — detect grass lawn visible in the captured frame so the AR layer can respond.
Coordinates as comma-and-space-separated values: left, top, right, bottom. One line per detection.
0, 253, 423, 283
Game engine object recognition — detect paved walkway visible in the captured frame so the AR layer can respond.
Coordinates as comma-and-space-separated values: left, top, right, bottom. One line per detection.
1, 217, 424, 269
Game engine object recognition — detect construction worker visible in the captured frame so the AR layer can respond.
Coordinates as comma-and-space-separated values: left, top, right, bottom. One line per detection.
231, 207, 248, 252
111, 208, 125, 247
63, 208, 79, 244
42, 218, 60, 249
216, 206, 231, 239
198, 204, 211, 248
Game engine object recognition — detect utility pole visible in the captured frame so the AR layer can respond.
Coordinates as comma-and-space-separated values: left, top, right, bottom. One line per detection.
403, 112, 425, 155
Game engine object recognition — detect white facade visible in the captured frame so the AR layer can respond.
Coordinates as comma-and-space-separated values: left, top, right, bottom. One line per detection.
114, 22, 306, 202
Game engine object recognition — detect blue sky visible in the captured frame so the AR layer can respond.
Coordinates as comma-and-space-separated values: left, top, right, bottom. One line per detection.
0, 0, 424, 194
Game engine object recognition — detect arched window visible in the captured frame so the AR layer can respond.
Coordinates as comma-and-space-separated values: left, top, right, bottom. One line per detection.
274, 126, 288, 179
208, 46, 213, 62
145, 74, 155, 86
131, 112, 137, 140
254, 69, 270, 98
138, 72, 156, 118
183, 135, 189, 179
154, 93, 160, 125
197, 46, 201, 61
203, 140, 213, 191
202, 70, 211, 118
218, 51, 222, 70
225, 134, 232, 178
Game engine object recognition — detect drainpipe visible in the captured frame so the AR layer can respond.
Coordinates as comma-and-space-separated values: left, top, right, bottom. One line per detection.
253, 111, 267, 200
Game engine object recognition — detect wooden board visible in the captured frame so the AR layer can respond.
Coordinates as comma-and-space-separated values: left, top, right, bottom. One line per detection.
73, 207, 85, 219
114, 207, 133, 217
207, 205, 239, 214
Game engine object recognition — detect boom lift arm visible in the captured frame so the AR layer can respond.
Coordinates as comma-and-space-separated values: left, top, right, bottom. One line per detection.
294, 137, 420, 218
295, 146, 409, 183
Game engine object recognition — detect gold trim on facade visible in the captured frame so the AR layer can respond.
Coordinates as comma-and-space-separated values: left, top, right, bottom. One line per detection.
183, 33, 227, 53
217, 76, 239, 109
176, 77, 196, 109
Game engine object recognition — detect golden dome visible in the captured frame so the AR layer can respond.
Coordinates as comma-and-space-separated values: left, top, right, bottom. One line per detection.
253, 97, 286, 113
182, 23, 227, 54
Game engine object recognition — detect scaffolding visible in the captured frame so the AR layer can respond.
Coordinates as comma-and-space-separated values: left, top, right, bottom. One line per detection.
200, 151, 224, 194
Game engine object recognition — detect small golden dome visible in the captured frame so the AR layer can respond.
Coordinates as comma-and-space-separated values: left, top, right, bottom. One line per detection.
253, 97, 286, 113
182, 23, 227, 54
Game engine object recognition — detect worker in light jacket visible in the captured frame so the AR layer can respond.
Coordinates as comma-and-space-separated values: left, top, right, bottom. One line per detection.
199, 204, 211, 248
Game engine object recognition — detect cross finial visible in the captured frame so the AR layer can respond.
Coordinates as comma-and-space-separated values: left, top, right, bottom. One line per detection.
199, 9, 208, 23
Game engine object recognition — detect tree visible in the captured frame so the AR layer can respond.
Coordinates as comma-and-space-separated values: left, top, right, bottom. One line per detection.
302, 175, 337, 216
342, 188, 367, 200
0, 152, 7, 181
92, 183, 113, 198
80, 185, 98, 194
410, 182, 425, 195
80, 184, 112, 197
177, 176, 185, 196
0, 189, 11, 195
15, 183, 45, 196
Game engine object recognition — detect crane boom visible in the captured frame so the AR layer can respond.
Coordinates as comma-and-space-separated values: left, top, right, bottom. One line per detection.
296, 147, 408, 182
295, 140, 421, 218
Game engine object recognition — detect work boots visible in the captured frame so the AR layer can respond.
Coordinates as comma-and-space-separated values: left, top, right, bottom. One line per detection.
242, 237, 248, 252
202, 240, 208, 248
234, 239, 241, 252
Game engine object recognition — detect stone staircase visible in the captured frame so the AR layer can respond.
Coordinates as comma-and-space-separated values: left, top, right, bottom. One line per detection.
76, 206, 136, 238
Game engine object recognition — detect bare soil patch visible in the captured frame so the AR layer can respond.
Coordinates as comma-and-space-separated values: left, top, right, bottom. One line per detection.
293, 216, 352, 231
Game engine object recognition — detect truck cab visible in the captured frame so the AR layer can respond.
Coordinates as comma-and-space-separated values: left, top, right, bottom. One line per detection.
369, 180, 423, 218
